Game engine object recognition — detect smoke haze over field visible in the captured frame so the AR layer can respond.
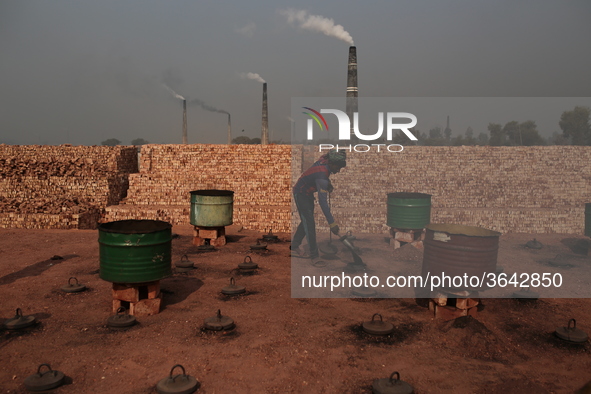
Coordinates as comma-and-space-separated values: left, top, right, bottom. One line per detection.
0, 1, 590, 145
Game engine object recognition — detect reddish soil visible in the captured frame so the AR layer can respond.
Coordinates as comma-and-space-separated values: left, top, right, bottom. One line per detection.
1, 226, 590, 393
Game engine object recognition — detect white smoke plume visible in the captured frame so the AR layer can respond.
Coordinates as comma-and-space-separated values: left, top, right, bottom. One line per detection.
162, 84, 185, 100
240, 72, 266, 83
279, 8, 354, 45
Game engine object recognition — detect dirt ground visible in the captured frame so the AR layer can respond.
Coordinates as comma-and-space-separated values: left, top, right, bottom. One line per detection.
1, 226, 590, 393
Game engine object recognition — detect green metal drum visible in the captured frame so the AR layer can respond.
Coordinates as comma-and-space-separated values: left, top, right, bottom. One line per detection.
99, 220, 172, 283
190, 190, 234, 227
585, 203, 591, 237
387, 192, 431, 230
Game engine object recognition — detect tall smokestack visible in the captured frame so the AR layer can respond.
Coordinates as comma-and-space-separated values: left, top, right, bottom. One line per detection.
346, 46, 358, 140
182, 99, 188, 144
261, 82, 269, 145
227, 114, 232, 144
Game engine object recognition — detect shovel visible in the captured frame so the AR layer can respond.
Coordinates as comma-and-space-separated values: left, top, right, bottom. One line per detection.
339, 232, 365, 266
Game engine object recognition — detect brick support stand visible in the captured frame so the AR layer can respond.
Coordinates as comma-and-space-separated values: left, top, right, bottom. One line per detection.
193, 226, 226, 247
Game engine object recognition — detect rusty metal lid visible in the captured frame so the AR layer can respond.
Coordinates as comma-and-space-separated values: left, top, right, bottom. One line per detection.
175, 255, 195, 269
61, 277, 87, 293
24, 364, 65, 392
362, 314, 395, 336
262, 229, 279, 241
238, 256, 258, 270
221, 277, 246, 295
107, 307, 137, 328
203, 309, 235, 331
156, 364, 200, 394
250, 241, 268, 250
555, 319, 589, 343
372, 372, 414, 394
4, 308, 36, 330
525, 238, 543, 249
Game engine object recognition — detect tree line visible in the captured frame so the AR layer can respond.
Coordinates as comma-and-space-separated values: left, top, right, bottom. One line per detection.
395, 106, 591, 146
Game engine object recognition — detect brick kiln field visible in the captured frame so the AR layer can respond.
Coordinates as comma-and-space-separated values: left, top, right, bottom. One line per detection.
1, 226, 590, 393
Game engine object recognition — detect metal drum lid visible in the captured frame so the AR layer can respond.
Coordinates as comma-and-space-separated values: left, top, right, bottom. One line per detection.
175, 255, 195, 269
238, 256, 258, 270
555, 319, 589, 343
156, 364, 200, 394
372, 372, 414, 394
107, 307, 137, 328
61, 277, 87, 293
262, 229, 279, 242
250, 241, 268, 251
24, 364, 65, 392
4, 308, 37, 330
221, 277, 246, 295
203, 309, 235, 331
362, 314, 395, 336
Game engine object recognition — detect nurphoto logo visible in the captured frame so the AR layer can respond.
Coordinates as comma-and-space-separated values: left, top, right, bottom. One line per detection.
303, 107, 418, 152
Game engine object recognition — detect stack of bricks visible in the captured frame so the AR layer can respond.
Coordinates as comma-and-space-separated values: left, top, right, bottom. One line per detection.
389, 228, 426, 250
429, 290, 480, 321
0, 145, 138, 229
112, 281, 161, 317
311, 145, 591, 234
104, 144, 293, 232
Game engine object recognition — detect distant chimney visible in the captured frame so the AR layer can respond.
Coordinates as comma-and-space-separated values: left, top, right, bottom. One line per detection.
227, 114, 232, 144
261, 82, 269, 145
346, 46, 358, 140
182, 99, 188, 144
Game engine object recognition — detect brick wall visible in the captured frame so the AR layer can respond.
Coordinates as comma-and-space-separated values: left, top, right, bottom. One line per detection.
104, 144, 293, 232
318, 145, 591, 234
0, 145, 138, 229
2, 144, 589, 234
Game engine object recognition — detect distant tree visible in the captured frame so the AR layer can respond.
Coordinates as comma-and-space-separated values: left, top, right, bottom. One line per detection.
516, 120, 545, 146
477, 132, 489, 145
250, 137, 261, 144
444, 126, 452, 141
101, 138, 121, 146
548, 131, 570, 145
232, 136, 252, 144
559, 106, 591, 145
429, 126, 443, 140
488, 123, 505, 146
465, 126, 474, 140
131, 138, 149, 146
503, 121, 521, 145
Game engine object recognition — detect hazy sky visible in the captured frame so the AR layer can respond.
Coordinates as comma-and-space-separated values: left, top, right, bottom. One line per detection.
1, 1, 590, 145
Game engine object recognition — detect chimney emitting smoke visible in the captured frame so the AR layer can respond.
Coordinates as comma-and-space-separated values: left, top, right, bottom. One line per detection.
182, 100, 188, 144
261, 83, 269, 145
346, 46, 358, 140
227, 114, 232, 145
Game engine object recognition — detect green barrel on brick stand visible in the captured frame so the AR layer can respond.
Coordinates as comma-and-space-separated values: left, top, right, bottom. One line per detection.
586, 203, 591, 237
99, 220, 172, 283
387, 192, 432, 230
190, 190, 234, 227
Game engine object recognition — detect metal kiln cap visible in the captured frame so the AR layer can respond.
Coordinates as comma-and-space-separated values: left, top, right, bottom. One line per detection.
156, 364, 200, 394
24, 364, 65, 392
372, 372, 414, 394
